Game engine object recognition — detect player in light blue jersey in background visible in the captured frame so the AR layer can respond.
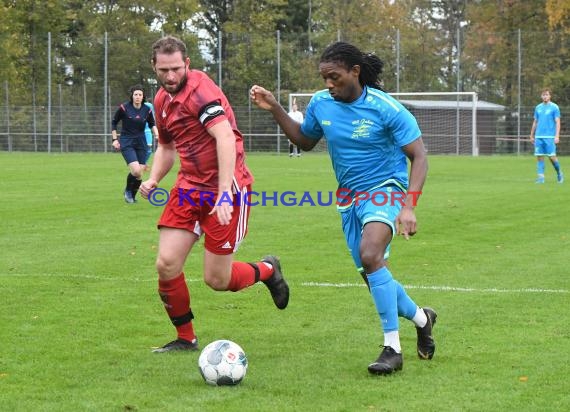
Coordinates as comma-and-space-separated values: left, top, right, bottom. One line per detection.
251, 41, 436, 375
530, 88, 563, 183
144, 100, 156, 164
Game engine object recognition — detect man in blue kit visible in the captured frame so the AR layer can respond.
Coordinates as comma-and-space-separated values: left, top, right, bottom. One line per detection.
250, 41, 436, 375
530, 88, 563, 184
143, 100, 156, 164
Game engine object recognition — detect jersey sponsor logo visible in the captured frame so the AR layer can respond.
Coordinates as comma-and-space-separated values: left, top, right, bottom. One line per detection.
321, 120, 331, 126
351, 119, 374, 139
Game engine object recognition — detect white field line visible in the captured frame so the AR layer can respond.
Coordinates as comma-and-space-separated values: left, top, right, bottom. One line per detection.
1, 273, 568, 294
0, 273, 165, 282
301, 281, 569, 294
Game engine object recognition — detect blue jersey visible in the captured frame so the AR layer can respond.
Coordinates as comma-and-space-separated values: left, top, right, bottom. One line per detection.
534, 102, 560, 138
111, 101, 155, 140
144, 102, 155, 145
301, 86, 421, 197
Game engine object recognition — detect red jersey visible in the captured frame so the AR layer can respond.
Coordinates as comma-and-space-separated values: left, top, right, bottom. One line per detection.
154, 69, 253, 191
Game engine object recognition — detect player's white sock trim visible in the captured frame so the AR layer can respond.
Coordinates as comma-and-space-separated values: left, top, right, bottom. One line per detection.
384, 331, 401, 353
261, 261, 272, 270
412, 306, 428, 328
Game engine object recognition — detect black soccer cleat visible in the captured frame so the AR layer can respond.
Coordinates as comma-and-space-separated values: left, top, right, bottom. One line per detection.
368, 346, 403, 375
416, 307, 437, 360
261, 255, 289, 310
152, 338, 199, 353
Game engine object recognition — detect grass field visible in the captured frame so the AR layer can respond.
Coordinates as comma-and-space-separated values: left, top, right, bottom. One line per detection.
1, 152, 569, 412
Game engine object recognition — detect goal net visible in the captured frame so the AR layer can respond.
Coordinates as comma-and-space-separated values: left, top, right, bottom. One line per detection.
289, 91, 483, 155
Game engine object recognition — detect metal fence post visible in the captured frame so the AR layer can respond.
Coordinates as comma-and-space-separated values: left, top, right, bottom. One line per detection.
396, 28, 400, 93
104, 32, 108, 153
517, 29, 522, 155
218, 30, 223, 88
5, 81, 11, 152
276, 29, 281, 154
47, 32, 52, 153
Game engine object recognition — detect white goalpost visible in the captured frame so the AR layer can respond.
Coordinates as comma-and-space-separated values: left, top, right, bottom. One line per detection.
289, 91, 482, 156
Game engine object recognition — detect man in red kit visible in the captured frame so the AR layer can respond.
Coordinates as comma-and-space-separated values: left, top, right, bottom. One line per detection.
140, 35, 289, 353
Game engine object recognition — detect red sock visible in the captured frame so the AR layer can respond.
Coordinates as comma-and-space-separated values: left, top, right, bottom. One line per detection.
158, 272, 196, 342
227, 261, 274, 291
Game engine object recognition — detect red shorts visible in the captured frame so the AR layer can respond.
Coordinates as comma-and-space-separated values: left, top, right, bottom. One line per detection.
157, 185, 252, 255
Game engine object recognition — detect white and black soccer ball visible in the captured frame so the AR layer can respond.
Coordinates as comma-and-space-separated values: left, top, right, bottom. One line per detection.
198, 340, 248, 386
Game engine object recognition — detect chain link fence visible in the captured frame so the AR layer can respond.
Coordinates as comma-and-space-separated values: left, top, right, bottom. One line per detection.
1, 28, 568, 155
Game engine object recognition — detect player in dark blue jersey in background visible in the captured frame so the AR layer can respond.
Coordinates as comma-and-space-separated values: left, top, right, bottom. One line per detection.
112, 84, 158, 203
251, 41, 437, 375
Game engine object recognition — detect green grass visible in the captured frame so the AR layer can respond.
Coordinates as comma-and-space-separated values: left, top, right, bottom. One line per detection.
1, 152, 569, 412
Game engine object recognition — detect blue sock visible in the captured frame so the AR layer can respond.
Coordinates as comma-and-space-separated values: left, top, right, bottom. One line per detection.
368, 267, 398, 332
394, 280, 418, 319
552, 160, 561, 174
537, 160, 545, 176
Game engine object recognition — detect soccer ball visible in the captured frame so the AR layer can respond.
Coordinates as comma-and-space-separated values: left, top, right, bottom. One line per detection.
198, 340, 248, 386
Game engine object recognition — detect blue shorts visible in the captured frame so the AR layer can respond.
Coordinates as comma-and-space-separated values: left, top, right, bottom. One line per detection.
339, 186, 403, 271
534, 138, 556, 156
120, 136, 147, 165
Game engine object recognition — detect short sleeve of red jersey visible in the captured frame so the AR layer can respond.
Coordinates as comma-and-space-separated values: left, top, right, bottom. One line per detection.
193, 79, 229, 129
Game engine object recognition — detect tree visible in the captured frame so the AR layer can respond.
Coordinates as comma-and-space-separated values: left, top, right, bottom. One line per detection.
545, 0, 570, 105
462, 1, 551, 105
309, 0, 455, 93
546, 0, 570, 32
195, 0, 234, 84
2, 0, 73, 105
0, 2, 28, 96
189, 0, 290, 103
429, 0, 468, 91
64, 0, 202, 106
310, 0, 405, 90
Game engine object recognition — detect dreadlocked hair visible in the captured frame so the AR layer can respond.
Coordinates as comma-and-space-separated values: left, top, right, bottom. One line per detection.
320, 41, 385, 91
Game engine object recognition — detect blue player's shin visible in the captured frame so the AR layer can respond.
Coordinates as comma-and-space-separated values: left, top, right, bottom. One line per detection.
368, 267, 399, 333
394, 280, 418, 319
366, 267, 403, 375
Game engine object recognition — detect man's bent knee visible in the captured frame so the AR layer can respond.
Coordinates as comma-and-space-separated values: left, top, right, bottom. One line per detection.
360, 237, 390, 273
128, 163, 144, 179
156, 256, 183, 281
361, 253, 387, 274
204, 274, 229, 291
132, 168, 144, 179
